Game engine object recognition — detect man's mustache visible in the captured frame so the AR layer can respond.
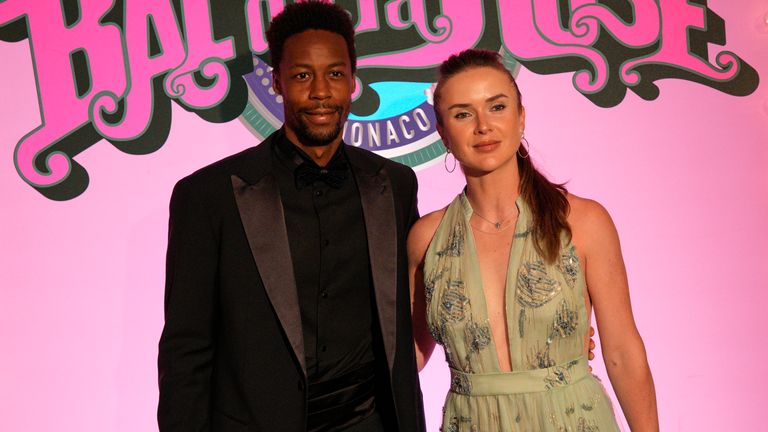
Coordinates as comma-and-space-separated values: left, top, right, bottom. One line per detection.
301, 104, 343, 114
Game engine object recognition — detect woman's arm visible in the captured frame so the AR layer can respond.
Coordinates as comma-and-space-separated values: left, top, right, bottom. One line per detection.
572, 197, 659, 431
407, 210, 444, 371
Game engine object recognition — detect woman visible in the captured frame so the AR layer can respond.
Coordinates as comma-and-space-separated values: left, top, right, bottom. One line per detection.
408, 49, 658, 431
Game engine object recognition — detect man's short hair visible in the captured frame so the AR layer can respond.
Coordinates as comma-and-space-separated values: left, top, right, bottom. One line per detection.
266, 1, 357, 72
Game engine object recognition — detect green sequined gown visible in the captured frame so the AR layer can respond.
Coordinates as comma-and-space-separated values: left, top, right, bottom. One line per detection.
423, 193, 620, 432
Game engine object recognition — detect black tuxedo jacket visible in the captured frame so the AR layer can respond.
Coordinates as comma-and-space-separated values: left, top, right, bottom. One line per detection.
158, 132, 426, 431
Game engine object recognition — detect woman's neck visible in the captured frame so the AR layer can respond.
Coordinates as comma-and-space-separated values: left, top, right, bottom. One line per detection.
464, 161, 521, 220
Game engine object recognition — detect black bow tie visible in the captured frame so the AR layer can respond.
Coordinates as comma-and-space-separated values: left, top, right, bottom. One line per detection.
295, 160, 348, 189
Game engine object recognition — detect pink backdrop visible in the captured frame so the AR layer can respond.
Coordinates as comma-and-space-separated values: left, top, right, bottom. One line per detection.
2, 1, 767, 431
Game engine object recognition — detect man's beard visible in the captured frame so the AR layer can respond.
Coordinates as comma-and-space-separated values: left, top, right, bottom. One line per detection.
288, 105, 346, 147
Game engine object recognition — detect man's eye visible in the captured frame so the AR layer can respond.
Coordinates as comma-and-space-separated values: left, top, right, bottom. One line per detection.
491, 104, 506, 111
454, 112, 470, 119
330, 71, 344, 78
294, 72, 310, 80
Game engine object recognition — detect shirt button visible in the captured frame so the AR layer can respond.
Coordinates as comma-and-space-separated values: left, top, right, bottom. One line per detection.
321, 291, 328, 299
314, 190, 323, 197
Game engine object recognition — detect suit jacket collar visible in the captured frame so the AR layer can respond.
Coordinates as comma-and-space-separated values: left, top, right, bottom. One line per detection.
231, 132, 399, 374
348, 146, 398, 372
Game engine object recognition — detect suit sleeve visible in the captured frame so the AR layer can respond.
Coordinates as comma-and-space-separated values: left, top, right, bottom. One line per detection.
402, 165, 427, 432
406, 167, 420, 229
157, 178, 218, 431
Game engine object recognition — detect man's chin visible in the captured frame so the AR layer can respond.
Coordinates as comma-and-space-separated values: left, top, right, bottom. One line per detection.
295, 126, 343, 147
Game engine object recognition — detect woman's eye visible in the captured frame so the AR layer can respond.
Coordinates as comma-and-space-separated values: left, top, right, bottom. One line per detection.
330, 71, 344, 78
454, 112, 470, 119
491, 104, 506, 111
295, 72, 310, 80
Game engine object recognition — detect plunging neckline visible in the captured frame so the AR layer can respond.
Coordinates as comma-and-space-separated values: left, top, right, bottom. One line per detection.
459, 192, 528, 373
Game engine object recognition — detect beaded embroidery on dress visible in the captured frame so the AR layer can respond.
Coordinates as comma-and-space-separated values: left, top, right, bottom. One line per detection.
423, 193, 620, 431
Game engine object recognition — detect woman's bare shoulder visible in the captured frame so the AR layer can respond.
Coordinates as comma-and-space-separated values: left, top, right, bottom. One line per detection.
407, 208, 447, 263
567, 193, 613, 228
566, 193, 620, 254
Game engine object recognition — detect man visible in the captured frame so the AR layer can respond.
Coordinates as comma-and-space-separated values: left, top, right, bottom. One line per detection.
157, 2, 425, 431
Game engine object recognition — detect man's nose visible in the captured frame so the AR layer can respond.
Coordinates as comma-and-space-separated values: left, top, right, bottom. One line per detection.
310, 76, 331, 100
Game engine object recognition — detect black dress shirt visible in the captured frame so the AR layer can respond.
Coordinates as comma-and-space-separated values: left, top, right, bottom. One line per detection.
271, 131, 381, 431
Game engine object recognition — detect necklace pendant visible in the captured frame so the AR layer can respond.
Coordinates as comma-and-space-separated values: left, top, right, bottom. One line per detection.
494, 222, 502, 230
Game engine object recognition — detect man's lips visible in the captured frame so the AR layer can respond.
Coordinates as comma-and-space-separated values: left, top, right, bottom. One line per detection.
301, 107, 341, 124
305, 109, 337, 115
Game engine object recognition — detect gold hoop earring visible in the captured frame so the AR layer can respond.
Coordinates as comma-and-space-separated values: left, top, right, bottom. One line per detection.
444, 149, 457, 173
518, 134, 530, 159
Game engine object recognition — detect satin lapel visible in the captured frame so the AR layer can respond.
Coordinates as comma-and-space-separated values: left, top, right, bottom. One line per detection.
356, 170, 398, 373
231, 174, 306, 375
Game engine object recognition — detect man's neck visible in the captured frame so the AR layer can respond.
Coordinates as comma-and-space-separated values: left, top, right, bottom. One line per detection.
283, 130, 342, 167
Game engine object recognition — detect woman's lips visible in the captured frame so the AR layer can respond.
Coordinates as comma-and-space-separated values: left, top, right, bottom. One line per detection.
474, 140, 500, 152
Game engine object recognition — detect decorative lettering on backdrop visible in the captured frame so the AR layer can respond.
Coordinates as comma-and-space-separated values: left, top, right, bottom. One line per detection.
0, 0, 758, 200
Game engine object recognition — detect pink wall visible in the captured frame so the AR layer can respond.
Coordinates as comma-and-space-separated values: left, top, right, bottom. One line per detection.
2, 1, 767, 431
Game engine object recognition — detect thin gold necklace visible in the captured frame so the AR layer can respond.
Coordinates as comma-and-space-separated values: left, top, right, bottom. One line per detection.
472, 207, 518, 230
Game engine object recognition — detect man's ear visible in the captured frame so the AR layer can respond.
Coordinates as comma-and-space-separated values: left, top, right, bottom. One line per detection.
272, 71, 282, 95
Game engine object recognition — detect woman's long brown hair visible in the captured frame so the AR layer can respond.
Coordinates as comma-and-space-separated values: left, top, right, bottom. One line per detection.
433, 49, 571, 263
